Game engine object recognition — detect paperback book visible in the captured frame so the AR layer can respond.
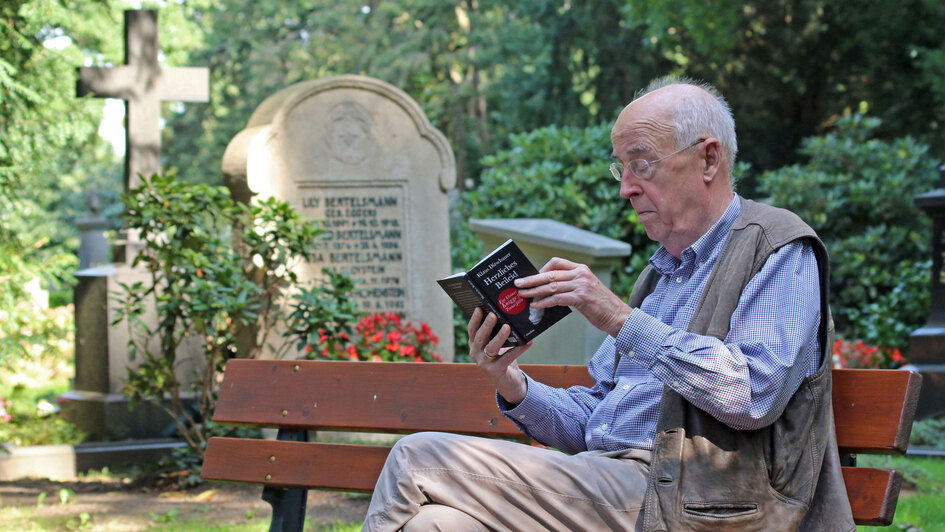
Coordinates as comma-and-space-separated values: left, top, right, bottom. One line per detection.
437, 239, 571, 348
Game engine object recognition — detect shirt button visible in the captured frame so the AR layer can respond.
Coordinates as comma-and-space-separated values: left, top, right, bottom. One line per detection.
672, 380, 681, 387
600, 424, 609, 430
697, 261, 705, 268
518, 414, 526, 420
628, 350, 635, 358
622, 384, 630, 391
675, 277, 684, 283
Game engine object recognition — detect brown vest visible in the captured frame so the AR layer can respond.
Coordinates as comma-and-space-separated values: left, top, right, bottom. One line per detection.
628, 198, 855, 531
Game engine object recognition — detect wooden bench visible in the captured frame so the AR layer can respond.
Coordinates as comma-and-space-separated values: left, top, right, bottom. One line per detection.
201, 360, 922, 530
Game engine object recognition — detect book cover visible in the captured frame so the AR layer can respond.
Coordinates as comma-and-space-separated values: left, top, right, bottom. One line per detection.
437, 239, 571, 348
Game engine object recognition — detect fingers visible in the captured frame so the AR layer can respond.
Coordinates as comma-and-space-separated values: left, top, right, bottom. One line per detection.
514, 258, 579, 290
467, 308, 511, 363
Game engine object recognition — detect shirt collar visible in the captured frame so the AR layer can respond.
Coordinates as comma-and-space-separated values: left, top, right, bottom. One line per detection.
648, 195, 741, 275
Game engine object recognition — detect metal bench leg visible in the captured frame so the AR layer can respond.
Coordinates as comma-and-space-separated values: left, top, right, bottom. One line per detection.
262, 429, 309, 532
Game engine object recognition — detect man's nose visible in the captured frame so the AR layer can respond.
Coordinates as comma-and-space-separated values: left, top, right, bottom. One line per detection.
620, 178, 643, 200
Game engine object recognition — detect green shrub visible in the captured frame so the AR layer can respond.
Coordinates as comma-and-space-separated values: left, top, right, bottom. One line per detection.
757, 114, 938, 352
114, 174, 330, 455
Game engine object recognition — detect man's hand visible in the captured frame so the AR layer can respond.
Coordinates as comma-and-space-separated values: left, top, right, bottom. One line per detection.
468, 307, 531, 405
514, 257, 632, 338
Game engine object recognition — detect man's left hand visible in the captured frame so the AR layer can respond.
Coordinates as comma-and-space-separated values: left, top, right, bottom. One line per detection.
515, 257, 631, 338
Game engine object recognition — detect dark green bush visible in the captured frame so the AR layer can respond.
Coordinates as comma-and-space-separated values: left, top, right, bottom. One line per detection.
757, 114, 937, 352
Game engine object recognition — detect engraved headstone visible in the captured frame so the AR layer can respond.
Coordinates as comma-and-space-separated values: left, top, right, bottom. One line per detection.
909, 164, 945, 418
223, 75, 457, 359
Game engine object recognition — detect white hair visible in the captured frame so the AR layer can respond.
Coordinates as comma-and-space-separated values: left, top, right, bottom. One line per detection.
635, 76, 738, 171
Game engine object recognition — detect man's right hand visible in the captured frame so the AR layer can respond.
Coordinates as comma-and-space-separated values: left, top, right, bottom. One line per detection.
468, 307, 531, 405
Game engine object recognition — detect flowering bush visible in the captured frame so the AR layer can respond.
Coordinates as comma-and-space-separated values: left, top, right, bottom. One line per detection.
833, 338, 906, 369
305, 312, 442, 363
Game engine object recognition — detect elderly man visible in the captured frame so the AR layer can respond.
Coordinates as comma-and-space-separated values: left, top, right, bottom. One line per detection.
362, 77, 854, 531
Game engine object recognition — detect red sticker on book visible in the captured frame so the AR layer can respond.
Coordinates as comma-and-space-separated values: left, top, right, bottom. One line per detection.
497, 288, 526, 315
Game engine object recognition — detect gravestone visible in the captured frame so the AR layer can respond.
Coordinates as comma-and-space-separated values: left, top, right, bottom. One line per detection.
470, 218, 631, 365
909, 164, 945, 418
63, 9, 209, 440
222, 75, 457, 360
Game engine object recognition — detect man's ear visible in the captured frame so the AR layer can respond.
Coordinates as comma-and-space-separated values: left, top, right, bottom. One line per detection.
701, 138, 722, 183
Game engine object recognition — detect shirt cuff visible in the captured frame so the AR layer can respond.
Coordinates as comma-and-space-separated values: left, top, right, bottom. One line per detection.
614, 307, 675, 370
498, 371, 554, 428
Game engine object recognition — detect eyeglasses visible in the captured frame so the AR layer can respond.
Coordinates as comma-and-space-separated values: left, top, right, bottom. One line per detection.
610, 138, 705, 181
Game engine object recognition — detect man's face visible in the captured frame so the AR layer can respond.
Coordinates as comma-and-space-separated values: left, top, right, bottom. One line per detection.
610, 95, 705, 250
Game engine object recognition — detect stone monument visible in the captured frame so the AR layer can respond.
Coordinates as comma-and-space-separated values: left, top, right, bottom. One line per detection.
76, 190, 111, 270
909, 164, 945, 418
62, 9, 209, 440
222, 75, 457, 360
470, 218, 631, 365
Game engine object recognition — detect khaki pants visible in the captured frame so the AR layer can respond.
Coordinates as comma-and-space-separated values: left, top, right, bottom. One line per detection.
363, 432, 650, 531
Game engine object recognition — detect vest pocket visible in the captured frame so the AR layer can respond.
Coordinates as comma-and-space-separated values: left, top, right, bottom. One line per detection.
682, 502, 758, 519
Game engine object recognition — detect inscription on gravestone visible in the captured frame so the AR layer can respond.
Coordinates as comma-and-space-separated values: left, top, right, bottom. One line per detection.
301, 188, 407, 313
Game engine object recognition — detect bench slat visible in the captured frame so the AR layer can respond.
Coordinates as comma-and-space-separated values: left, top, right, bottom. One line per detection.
202, 438, 903, 525
213, 360, 592, 437
841, 466, 903, 526
214, 361, 921, 455
832, 369, 922, 454
202, 438, 387, 492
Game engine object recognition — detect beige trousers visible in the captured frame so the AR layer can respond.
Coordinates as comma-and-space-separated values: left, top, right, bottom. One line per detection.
362, 431, 651, 532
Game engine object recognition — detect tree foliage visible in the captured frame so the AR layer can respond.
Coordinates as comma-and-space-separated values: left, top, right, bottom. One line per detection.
0, 0, 122, 366
627, 0, 945, 188
758, 114, 938, 351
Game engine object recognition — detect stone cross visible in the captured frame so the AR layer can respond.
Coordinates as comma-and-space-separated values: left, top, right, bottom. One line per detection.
77, 9, 209, 193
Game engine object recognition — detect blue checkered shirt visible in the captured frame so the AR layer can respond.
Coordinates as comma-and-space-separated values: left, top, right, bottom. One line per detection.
500, 197, 822, 453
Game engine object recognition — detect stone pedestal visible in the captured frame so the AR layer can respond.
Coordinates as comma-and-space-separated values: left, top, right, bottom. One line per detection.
61, 265, 200, 440
908, 168, 945, 418
76, 191, 111, 269
470, 219, 631, 365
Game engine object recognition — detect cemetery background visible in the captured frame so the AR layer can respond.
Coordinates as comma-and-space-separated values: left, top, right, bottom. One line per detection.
2, 0, 945, 529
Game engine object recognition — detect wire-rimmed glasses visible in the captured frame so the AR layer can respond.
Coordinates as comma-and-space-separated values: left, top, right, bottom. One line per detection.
610, 138, 705, 181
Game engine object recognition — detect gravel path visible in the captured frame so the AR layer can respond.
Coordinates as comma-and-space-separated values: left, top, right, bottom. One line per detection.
0, 477, 370, 530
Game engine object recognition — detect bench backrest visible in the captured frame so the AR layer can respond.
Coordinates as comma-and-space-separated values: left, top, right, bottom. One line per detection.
202, 360, 922, 526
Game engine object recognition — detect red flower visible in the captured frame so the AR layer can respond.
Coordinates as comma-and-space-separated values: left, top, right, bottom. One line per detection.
304, 345, 314, 353
372, 355, 383, 362
400, 345, 415, 357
